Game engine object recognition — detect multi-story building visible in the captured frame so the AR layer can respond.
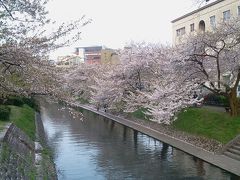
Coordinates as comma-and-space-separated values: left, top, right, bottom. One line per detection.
172, 0, 240, 96
75, 46, 119, 64
172, 0, 240, 45
75, 46, 102, 64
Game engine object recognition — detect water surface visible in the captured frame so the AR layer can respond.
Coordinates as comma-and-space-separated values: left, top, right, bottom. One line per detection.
40, 100, 238, 180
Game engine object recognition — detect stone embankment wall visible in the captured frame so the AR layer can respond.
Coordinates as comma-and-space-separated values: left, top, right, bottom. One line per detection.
0, 113, 57, 179
0, 124, 35, 179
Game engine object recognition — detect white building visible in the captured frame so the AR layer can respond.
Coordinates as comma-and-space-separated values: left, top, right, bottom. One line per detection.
172, 0, 240, 45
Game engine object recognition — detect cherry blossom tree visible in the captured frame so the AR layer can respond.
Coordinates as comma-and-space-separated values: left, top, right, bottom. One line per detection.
127, 47, 199, 124
88, 43, 199, 124
177, 18, 240, 116
65, 64, 104, 101
192, 0, 213, 7
143, 67, 199, 124
89, 43, 164, 112
64, 43, 155, 111
64, 42, 203, 124
90, 66, 126, 109
0, 0, 91, 98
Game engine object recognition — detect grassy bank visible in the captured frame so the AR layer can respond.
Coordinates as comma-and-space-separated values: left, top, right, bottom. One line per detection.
129, 108, 151, 121
0, 121, 8, 131
77, 97, 89, 104
0, 104, 35, 140
9, 105, 35, 140
173, 107, 240, 144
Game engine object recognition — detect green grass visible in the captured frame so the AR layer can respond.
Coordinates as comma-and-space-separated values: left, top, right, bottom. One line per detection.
173, 107, 240, 144
0, 143, 10, 163
9, 104, 35, 140
130, 108, 151, 121
77, 97, 89, 104
0, 121, 8, 131
41, 147, 56, 179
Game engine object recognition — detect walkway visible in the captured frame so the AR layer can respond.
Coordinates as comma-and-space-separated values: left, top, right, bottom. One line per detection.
70, 102, 240, 176
202, 105, 226, 112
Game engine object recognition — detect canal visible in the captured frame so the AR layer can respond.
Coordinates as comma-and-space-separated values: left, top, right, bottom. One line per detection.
40, 99, 238, 180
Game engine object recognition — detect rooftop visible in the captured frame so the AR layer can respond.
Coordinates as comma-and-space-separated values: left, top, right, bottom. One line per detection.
76, 46, 103, 52
171, 0, 224, 23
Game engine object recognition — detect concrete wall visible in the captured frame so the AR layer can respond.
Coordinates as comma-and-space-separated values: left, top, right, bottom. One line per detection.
172, 0, 240, 45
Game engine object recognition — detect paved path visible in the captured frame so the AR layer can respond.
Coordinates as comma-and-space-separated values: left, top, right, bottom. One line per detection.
70, 102, 240, 176
202, 105, 226, 112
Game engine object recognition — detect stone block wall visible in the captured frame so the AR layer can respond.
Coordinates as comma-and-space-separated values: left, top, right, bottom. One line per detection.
0, 124, 35, 179
0, 113, 57, 179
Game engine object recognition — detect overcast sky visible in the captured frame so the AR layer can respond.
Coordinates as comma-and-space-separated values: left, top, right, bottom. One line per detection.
47, 0, 197, 59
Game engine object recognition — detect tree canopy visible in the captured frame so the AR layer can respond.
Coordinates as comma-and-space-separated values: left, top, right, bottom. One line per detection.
0, 0, 91, 97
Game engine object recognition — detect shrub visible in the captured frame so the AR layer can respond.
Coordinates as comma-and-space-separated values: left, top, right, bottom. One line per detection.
218, 95, 229, 106
203, 94, 229, 107
21, 97, 39, 111
4, 96, 39, 111
0, 105, 11, 121
4, 96, 24, 106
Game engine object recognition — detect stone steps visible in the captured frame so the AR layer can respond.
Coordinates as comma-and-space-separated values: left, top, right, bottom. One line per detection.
223, 138, 240, 161
232, 145, 240, 151
227, 148, 240, 155
224, 151, 240, 161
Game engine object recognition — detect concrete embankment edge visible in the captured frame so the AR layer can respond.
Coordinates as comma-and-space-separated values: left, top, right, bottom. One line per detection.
73, 103, 240, 176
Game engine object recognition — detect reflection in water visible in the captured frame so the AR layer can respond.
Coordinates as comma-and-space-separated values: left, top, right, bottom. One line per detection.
133, 130, 138, 149
110, 121, 115, 132
161, 143, 169, 160
123, 126, 127, 142
40, 99, 238, 180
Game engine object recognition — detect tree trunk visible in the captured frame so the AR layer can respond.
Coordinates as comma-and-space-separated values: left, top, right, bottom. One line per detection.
229, 89, 239, 116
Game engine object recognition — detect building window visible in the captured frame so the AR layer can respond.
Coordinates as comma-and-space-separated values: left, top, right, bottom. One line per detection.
210, 15, 216, 29
223, 10, 230, 21
190, 23, 194, 32
176, 29, 180, 36
238, 6, 240, 16
176, 27, 185, 36
93, 56, 100, 60
199, 20, 205, 32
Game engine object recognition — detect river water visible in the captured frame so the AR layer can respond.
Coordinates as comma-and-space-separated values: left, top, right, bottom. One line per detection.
40, 99, 238, 180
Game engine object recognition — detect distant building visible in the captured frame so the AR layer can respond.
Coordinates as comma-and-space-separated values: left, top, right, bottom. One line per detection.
101, 49, 119, 65
56, 55, 83, 67
75, 46, 102, 64
75, 46, 119, 65
172, 0, 240, 45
